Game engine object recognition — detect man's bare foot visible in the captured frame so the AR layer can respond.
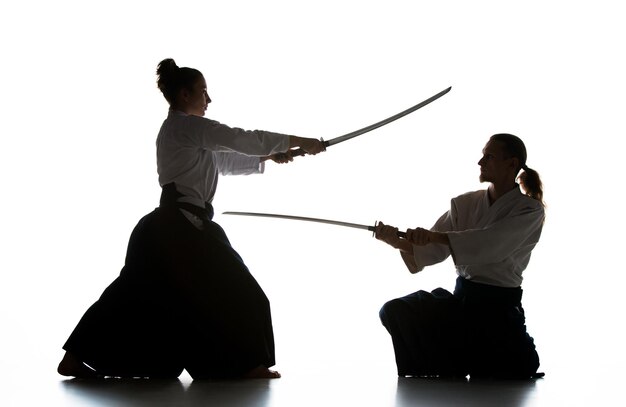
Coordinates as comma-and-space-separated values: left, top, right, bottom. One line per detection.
243, 365, 281, 379
57, 352, 99, 378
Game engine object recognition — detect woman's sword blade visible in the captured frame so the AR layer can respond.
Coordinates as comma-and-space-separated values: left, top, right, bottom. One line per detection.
326, 86, 452, 147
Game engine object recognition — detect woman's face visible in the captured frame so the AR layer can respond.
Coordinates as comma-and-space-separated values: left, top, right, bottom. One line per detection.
185, 76, 211, 116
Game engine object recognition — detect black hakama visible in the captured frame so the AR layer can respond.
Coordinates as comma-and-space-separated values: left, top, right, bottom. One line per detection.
63, 184, 276, 379
379, 277, 540, 379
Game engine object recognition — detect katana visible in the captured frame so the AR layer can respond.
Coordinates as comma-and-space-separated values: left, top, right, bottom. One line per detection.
222, 211, 406, 238
290, 86, 451, 157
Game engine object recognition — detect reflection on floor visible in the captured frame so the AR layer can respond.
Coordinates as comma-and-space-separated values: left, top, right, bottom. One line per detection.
4, 359, 614, 407
59, 375, 543, 407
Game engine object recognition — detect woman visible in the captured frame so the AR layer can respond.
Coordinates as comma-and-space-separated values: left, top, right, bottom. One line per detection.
58, 58, 325, 379
375, 133, 544, 379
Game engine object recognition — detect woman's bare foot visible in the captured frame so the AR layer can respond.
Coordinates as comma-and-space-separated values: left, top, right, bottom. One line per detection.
243, 365, 281, 379
57, 352, 99, 378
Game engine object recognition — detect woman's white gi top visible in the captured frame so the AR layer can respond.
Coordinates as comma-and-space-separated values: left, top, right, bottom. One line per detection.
409, 187, 544, 288
156, 110, 290, 207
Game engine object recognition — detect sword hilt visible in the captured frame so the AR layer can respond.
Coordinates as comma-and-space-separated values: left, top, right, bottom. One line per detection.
289, 148, 307, 158
370, 221, 407, 239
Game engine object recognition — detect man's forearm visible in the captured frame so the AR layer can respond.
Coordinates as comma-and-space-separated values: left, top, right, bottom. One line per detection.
429, 231, 450, 246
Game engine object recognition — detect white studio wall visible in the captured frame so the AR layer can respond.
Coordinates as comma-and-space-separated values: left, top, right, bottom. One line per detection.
1, 1, 624, 398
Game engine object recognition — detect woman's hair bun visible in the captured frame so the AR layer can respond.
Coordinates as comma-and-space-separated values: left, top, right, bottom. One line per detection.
157, 58, 178, 77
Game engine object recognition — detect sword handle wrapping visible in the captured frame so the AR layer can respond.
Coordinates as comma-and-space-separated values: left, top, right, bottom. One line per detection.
370, 222, 407, 239
289, 148, 307, 158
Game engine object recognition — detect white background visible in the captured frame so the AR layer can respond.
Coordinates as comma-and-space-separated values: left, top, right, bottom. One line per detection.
1, 0, 624, 401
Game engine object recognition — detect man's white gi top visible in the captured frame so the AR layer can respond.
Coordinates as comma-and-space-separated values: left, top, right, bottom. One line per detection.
409, 187, 544, 288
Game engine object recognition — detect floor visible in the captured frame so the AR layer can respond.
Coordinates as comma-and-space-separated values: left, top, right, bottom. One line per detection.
3, 282, 624, 406
3, 356, 621, 406
2, 229, 624, 406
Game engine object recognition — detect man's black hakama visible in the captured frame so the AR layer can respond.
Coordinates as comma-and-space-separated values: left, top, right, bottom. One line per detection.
63, 184, 276, 379
379, 277, 540, 379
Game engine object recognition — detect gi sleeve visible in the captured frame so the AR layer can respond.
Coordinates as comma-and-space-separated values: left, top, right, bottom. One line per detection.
215, 151, 265, 176
410, 211, 454, 273
190, 116, 290, 156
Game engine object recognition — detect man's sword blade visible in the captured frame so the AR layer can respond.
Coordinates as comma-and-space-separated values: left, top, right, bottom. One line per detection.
223, 211, 373, 231
222, 211, 407, 238
326, 86, 452, 147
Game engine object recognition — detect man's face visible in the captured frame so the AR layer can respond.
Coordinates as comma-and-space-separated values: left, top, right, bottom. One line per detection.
478, 140, 515, 184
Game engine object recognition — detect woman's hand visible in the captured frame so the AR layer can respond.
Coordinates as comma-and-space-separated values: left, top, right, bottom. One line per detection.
300, 137, 326, 155
263, 152, 294, 164
289, 136, 326, 156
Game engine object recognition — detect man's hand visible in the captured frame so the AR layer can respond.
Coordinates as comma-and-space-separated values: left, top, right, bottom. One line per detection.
375, 221, 402, 248
406, 228, 449, 246
406, 227, 431, 245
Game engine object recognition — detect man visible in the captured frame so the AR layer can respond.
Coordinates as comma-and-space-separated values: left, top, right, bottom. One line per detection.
375, 133, 544, 379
